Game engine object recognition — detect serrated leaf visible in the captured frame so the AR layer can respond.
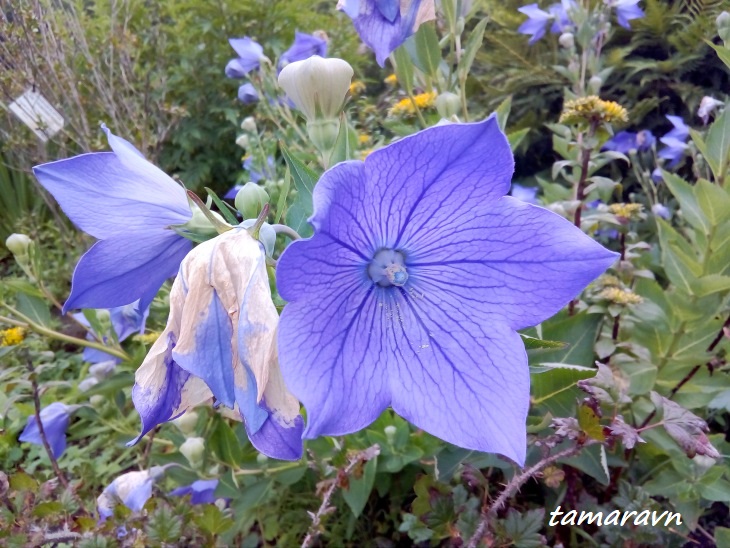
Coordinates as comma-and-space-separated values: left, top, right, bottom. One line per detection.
194, 505, 234, 535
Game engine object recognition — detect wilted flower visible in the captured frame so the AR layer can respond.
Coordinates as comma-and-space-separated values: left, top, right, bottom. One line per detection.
19, 402, 76, 458
97, 467, 165, 522
602, 129, 655, 154
276, 117, 617, 464
238, 83, 259, 104
279, 31, 328, 68
33, 126, 193, 312
698, 96, 724, 125
389, 91, 437, 117
605, 0, 644, 29
338, 0, 436, 66
658, 115, 689, 168
73, 303, 148, 363
518, 1, 575, 45
225, 37, 265, 78
131, 228, 303, 460
170, 479, 219, 504
510, 184, 539, 204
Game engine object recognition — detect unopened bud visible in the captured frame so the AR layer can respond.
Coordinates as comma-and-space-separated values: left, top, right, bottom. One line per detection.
559, 32, 574, 49
90, 395, 105, 409
78, 377, 99, 392
183, 204, 226, 237
588, 75, 603, 94
180, 437, 206, 468
307, 118, 341, 153
241, 116, 257, 133
96, 309, 112, 333
5, 233, 32, 257
236, 135, 250, 149
173, 411, 199, 436
235, 182, 270, 221
384, 425, 397, 443
278, 56, 353, 121
256, 453, 269, 465
435, 92, 461, 119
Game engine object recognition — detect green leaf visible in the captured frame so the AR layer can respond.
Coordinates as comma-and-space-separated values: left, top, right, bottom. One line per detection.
32, 501, 64, 518
694, 179, 730, 226
281, 145, 318, 238
531, 363, 596, 405
16, 293, 51, 327
342, 455, 378, 518
494, 96, 512, 132
209, 417, 243, 466
661, 171, 710, 234
698, 478, 730, 502
706, 40, 730, 70
458, 17, 488, 82
507, 128, 529, 151
328, 117, 358, 167
689, 274, 730, 297
704, 107, 730, 183
274, 167, 291, 225
520, 334, 567, 350
536, 312, 602, 367
392, 45, 414, 95
194, 505, 234, 535
563, 444, 609, 485
204, 187, 240, 225
407, 24, 441, 77
715, 527, 730, 547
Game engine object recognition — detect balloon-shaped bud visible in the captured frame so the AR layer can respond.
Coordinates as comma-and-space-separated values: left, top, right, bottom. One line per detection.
235, 182, 270, 221
435, 92, 461, 119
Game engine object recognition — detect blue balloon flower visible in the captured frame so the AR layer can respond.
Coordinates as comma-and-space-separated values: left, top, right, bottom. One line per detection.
237, 83, 260, 105
605, 0, 644, 29
33, 126, 193, 313
97, 468, 163, 522
658, 115, 690, 168
19, 402, 75, 458
225, 37, 264, 78
276, 117, 617, 465
337, 0, 436, 66
279, 31, 328, 68
73, 302, 149, 363
518, 1, 574, 45
602, 129, 655, 154
169, 479, 219, 504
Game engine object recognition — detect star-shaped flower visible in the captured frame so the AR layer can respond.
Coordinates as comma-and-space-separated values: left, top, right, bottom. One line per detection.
658, 115, 690, 168
225, 37, 265, 78
337, 0, 436, 66
605, 0, 644, 29
601, 129, 655, 154
518, 1, 574, 45
276, 117, 617, 465
279, 31, 328, 68
33, 126, 193, 312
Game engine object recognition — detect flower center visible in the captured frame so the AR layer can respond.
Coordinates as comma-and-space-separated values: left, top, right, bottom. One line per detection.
368, 249, 408, 287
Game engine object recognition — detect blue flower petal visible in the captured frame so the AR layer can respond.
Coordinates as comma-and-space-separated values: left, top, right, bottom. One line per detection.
246, 401, 305, 461
18, 402, 72, 458
280, 31, 328, 67
237, 83, 259, 104
65, 230, 192, 312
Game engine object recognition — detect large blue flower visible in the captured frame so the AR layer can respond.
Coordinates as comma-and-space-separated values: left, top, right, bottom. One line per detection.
33, 126, 192, 313
276, 117, 617, 465
18, 402, 75, 458
279, 31, 328, 68
225, 37, 264, 78
337, 0, 436, 66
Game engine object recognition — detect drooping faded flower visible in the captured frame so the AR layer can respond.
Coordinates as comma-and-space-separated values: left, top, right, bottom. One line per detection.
33, 126, 193, 312
169, 479, 219, 504
19, 402, 77, 458
73, 303, 148, 363
225, 37, 265, 78
97, 467, 164, 522
337, 0, 436, 66
698, 96, 724, 125
279, 31, 328, 68
605, 0, 644, 29
276, 117, 617, 464
131, 228, 303, 460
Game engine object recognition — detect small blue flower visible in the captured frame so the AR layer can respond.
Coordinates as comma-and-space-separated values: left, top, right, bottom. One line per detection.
605, 0, 644, 29
658, 115, 690, 168
518, 1, 574, 44
19, 402, 75, 458
279, 31, 328, 69
131, 228, 303, 460
511, 183, 539, 204
237, 83, 259, 105
652, 203, 671, 220
169, 479, 219, 504
338, 0, 436, 66
276, 117, 617, 465
225, 37, 264, 78
602, 129, 655, 154
33, 126, 193, 312
73, 302, 148, 363
97, 468, 163, 522
651, 167, 664, 183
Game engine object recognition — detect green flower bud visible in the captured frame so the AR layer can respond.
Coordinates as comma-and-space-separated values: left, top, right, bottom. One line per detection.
180, 437, 206, 468
96, 309, 112, 334
278, 56, 353, 121
183, 204, 226, 238
89, 395, 105, 409
235, 182, 270, 221
435, 92, 461, 119
307, 118, 341, 153
173, 411, 199, 435
241, 116, 257, 133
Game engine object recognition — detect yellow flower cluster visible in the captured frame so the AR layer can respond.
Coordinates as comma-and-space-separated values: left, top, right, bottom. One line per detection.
389, 92, 437, 117
0, 327, 26, 347
384, 74, 398, 86
600, 287, 643, 305
598, 274, 622, 288
349, 80, 366, 96
559, 96, 629, 125
608, 203, 643, 221
135, 332, 160, 345
358, 134, 371, 145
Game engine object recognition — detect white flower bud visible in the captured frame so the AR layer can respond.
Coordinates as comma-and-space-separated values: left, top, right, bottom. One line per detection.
256, 453, 269, 465
435, 92, 461, 119
78, 377, 99, 392
718, 12, 730, 42
384, 425, 397, 443
90, 395, 106, 409
559, 32, 574, 49
588, 75, 603, 94
5, 233, 32, 257
180, 437, 206, 468
172, 411, 199, 435
278, 56, 354, 121
241, 116, 257, 133
235, 182, 270, 221
236, 135, 250, 149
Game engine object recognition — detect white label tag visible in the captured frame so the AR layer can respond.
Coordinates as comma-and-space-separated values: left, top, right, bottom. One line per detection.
8, 89, 65, 142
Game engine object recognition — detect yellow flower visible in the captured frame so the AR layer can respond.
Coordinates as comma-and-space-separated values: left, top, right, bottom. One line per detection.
597, 275, 622, 288
0, 327, 26, 347
600, 287, 643, 305
389, 92, 437, 117
358, 134, 372, 146
349, 80, 366, 95
608, 203, 643, 221
384, 74, 398, 86
135, 332, 161, 345
559, 96, 628, 125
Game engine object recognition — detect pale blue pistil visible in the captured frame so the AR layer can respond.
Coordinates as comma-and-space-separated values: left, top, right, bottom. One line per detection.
368, 248, 408, 287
